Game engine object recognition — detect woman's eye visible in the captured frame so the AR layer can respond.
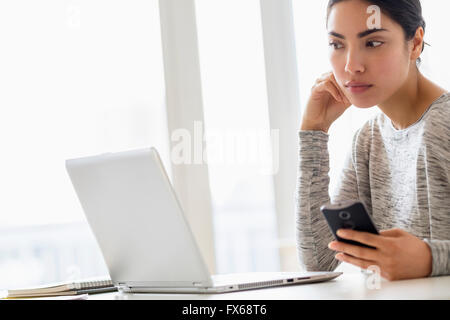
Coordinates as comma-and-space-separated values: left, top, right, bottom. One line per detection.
329, 42, 343, 50
367, 41, 383, 48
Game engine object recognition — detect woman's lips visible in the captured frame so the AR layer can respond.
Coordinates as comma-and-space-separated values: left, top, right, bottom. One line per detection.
346, 84, 373, 94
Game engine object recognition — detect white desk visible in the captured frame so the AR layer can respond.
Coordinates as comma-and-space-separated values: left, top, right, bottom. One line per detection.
89, 273, 450, 300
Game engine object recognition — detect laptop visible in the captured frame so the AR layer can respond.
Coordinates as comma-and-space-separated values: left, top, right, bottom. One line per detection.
65, 147, 342, 293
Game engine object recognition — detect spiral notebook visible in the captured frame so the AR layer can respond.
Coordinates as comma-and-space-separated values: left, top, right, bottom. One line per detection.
6, 279, 117, 298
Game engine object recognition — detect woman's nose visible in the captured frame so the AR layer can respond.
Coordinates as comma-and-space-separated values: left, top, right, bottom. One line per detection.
345, 50, 365, 74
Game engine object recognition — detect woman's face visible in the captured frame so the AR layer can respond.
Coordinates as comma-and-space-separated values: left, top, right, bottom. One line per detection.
327, 0, 414, 108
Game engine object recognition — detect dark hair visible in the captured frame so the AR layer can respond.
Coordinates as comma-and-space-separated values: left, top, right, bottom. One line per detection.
326, 0, 429, 67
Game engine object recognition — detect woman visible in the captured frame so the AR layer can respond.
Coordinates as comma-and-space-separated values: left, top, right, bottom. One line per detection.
296, 0, 449, 281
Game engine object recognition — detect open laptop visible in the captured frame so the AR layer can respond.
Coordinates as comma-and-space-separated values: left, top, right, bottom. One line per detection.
65, 147, 341, 293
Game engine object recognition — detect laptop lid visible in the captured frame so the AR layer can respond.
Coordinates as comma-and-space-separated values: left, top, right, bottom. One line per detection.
65, 147, 213, 288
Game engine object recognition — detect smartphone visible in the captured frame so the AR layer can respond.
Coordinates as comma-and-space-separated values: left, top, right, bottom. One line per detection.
320, 200, 379, 249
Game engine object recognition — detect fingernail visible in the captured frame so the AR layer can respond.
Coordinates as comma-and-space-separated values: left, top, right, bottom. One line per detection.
337, 229, 346, 237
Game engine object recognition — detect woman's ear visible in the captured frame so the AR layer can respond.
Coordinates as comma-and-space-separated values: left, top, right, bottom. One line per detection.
410, 27, 425, 61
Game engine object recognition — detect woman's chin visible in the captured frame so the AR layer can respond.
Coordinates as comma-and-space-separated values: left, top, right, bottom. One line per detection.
349, 98, 378, 109
352, 103, 377, 109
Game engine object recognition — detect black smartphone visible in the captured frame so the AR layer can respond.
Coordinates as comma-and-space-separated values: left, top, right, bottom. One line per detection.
320, 200, 379, 249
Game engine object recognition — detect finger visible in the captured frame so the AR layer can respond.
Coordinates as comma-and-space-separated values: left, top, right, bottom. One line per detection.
327, 78, 346, 103
337, 229, 385, 249
317, 71, 333, 82
335, 253, 378, 270
328, 73, 350, 104
317, 73, 348, 104
329, 241, 379, 261
314, 73, 336, 90
379, 228, 403, 237
315, 72, 337, 88
314, 81, 343, 102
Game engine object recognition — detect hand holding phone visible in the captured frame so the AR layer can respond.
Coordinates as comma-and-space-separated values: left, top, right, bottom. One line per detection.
320, 200, 379, 249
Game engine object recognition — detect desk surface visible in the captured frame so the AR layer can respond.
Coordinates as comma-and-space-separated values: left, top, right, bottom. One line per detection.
89, 273, 450, 300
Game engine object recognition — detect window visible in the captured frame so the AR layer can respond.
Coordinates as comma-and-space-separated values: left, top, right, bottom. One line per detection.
0, 0, 168, 289
195, 0, 280, 273
420, 0, 450, 89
